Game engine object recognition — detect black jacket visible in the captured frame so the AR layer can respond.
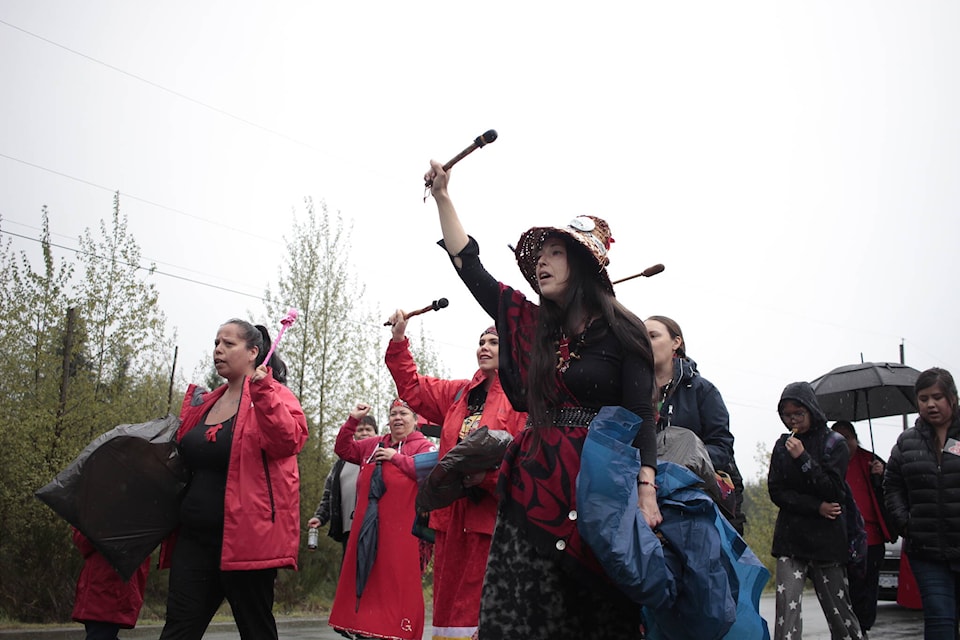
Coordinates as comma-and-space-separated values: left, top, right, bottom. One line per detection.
658, 357, 736, 471
314, 459, 348, 542
768, 382, 850, 563
884, 415, 960, 562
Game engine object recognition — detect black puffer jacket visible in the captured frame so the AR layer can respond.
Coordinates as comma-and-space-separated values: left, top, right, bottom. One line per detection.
768, 382, 850, 563
884, 415, 960, 562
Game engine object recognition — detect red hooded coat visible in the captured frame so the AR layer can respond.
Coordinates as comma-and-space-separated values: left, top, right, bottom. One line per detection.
71, 528, 149, 628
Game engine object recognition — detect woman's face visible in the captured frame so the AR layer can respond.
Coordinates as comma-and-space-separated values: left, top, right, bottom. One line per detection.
387, 404, 417, 443
535, 237, 571, 303
780, 400, 812, 435
213, 323, 257, 382
476, 332, 500, 375
645, 319, 682, 368
917, 383, 954, 429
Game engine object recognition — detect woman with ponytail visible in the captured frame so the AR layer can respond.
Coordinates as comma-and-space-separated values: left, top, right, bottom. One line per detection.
158, 319, 308, 640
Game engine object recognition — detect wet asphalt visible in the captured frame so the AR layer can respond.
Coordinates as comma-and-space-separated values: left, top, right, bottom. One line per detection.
0, 596, 926, 639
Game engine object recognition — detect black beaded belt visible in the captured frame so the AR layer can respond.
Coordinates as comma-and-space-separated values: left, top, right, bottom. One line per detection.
545, 407, 600, 428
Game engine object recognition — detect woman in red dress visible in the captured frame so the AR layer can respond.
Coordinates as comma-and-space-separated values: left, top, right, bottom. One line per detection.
329, 400, 437, 640
385, 311, 526, 640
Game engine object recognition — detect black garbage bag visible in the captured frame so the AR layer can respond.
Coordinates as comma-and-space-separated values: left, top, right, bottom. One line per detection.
416, 426, 514, 513
35, 415, 189, 580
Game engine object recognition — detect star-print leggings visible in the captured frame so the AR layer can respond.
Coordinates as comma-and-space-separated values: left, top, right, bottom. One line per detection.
775, 557, 862, 640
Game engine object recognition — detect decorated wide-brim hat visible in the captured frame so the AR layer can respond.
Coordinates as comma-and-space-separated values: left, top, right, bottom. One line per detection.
514, 215, 615, 295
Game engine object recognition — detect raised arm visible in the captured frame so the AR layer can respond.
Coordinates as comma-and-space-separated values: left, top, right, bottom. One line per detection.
425, 160, 469, 264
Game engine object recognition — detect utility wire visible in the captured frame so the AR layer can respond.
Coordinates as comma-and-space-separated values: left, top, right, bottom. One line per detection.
0, 152, 281, 246
0, 228, 265, 301
0, 19, 329, 158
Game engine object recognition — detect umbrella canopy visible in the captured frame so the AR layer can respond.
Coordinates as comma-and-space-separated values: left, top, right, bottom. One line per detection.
35, 415, 189, 580
354, 457, 386, 611
811, 362, 920, 422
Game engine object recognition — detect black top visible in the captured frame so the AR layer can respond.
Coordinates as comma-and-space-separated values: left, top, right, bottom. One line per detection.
178, 412, 234, 536
444, 236, 657, 466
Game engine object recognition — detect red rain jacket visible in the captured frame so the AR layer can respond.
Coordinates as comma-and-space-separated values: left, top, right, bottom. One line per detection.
385, 337, 526, 535
161, 372, 308, 571
71, 528, 148, 628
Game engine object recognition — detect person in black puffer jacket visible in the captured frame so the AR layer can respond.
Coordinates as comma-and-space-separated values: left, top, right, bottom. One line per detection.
768, 381, 861, 640
884, 367, 960, 640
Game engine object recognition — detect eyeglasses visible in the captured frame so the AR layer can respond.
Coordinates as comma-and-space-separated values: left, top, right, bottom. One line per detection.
780, 410, 808, 422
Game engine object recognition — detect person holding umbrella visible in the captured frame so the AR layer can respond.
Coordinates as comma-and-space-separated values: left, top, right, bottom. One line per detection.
831, 420, 896, 637
328, 400, 437, 640
884, 367, 960, 640
385, 311, 527, 640
158, 319, 309, 640
768, 381, 861, 640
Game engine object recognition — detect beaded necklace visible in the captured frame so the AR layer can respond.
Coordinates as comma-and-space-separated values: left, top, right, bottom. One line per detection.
555, 318, 594, 373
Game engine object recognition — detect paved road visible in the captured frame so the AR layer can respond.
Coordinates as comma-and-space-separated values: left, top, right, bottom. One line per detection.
0, 596, 925, 639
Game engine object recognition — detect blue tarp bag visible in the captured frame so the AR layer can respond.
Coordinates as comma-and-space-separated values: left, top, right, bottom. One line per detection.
575, 406, 675, 609
645, 462, 770, 640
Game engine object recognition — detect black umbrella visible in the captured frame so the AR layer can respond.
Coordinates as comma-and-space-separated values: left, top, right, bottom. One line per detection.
355, 445, 386, 611
35, 415, 189, 580
811, 361, 921, 452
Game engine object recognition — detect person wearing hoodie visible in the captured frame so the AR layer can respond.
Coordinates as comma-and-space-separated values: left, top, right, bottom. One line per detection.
884, 367, 960, 640
768, 381, 861, 640
645, 315, 745, 533
328, 400, 438, 640
384, 311, 527, 640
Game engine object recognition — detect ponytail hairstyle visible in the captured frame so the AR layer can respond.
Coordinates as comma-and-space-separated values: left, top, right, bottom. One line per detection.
223, 319, 288, 384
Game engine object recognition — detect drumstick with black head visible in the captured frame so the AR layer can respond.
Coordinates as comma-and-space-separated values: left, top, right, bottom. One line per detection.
383, 298, 450, 326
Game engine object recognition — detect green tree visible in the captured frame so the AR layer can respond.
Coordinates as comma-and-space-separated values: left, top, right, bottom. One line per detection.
0, 200, 173, 622
75, 193, 170, 421
0, 210, 82, 621
741, 442, 778, 586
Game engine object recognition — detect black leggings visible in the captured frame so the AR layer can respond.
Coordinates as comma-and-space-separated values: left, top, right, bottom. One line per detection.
159, 530, 278, 640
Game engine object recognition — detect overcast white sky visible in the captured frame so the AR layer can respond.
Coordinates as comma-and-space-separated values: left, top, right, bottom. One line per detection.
2, 1, 958, 482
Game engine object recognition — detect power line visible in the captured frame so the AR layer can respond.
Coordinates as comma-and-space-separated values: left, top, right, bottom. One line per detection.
0, 228, 266, 301
0, 152, 281, 246
0, 19, 329, 159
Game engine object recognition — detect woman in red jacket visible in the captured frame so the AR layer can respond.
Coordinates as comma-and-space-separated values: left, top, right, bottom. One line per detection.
385, 310, 527, 640
329, 400, 438, 640
72, 528, 149, 640
159, 319, 308, 640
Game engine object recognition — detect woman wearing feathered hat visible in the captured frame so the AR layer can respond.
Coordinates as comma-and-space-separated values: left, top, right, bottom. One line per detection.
424, 161, 659, 639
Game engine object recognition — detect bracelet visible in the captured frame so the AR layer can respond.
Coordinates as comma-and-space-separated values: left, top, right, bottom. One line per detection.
638, 480, 658, 489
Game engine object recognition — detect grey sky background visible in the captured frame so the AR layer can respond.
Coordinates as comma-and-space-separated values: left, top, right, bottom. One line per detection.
2, 1, 958, 482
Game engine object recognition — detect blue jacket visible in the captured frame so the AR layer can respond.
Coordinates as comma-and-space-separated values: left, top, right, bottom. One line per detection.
658, 358, 735, 471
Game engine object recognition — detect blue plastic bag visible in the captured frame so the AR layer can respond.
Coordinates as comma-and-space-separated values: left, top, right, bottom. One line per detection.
575, 406, 675, 609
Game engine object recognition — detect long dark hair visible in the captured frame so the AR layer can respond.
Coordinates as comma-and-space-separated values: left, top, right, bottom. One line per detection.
525, 236, 652, 426
224, 319, 288, 384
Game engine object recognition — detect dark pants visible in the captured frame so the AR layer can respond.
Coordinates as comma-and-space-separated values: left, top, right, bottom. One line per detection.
910, 557, 960, 640
84, 621, 120, 640
848, 543, 885, 631
159, 530, 279, 640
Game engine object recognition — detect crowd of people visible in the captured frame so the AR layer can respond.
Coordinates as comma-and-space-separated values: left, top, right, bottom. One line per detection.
64, 161, 959, 640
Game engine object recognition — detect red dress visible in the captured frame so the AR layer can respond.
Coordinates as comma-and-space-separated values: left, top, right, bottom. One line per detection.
386, 338, 526, 640
329, 418, 437, 640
